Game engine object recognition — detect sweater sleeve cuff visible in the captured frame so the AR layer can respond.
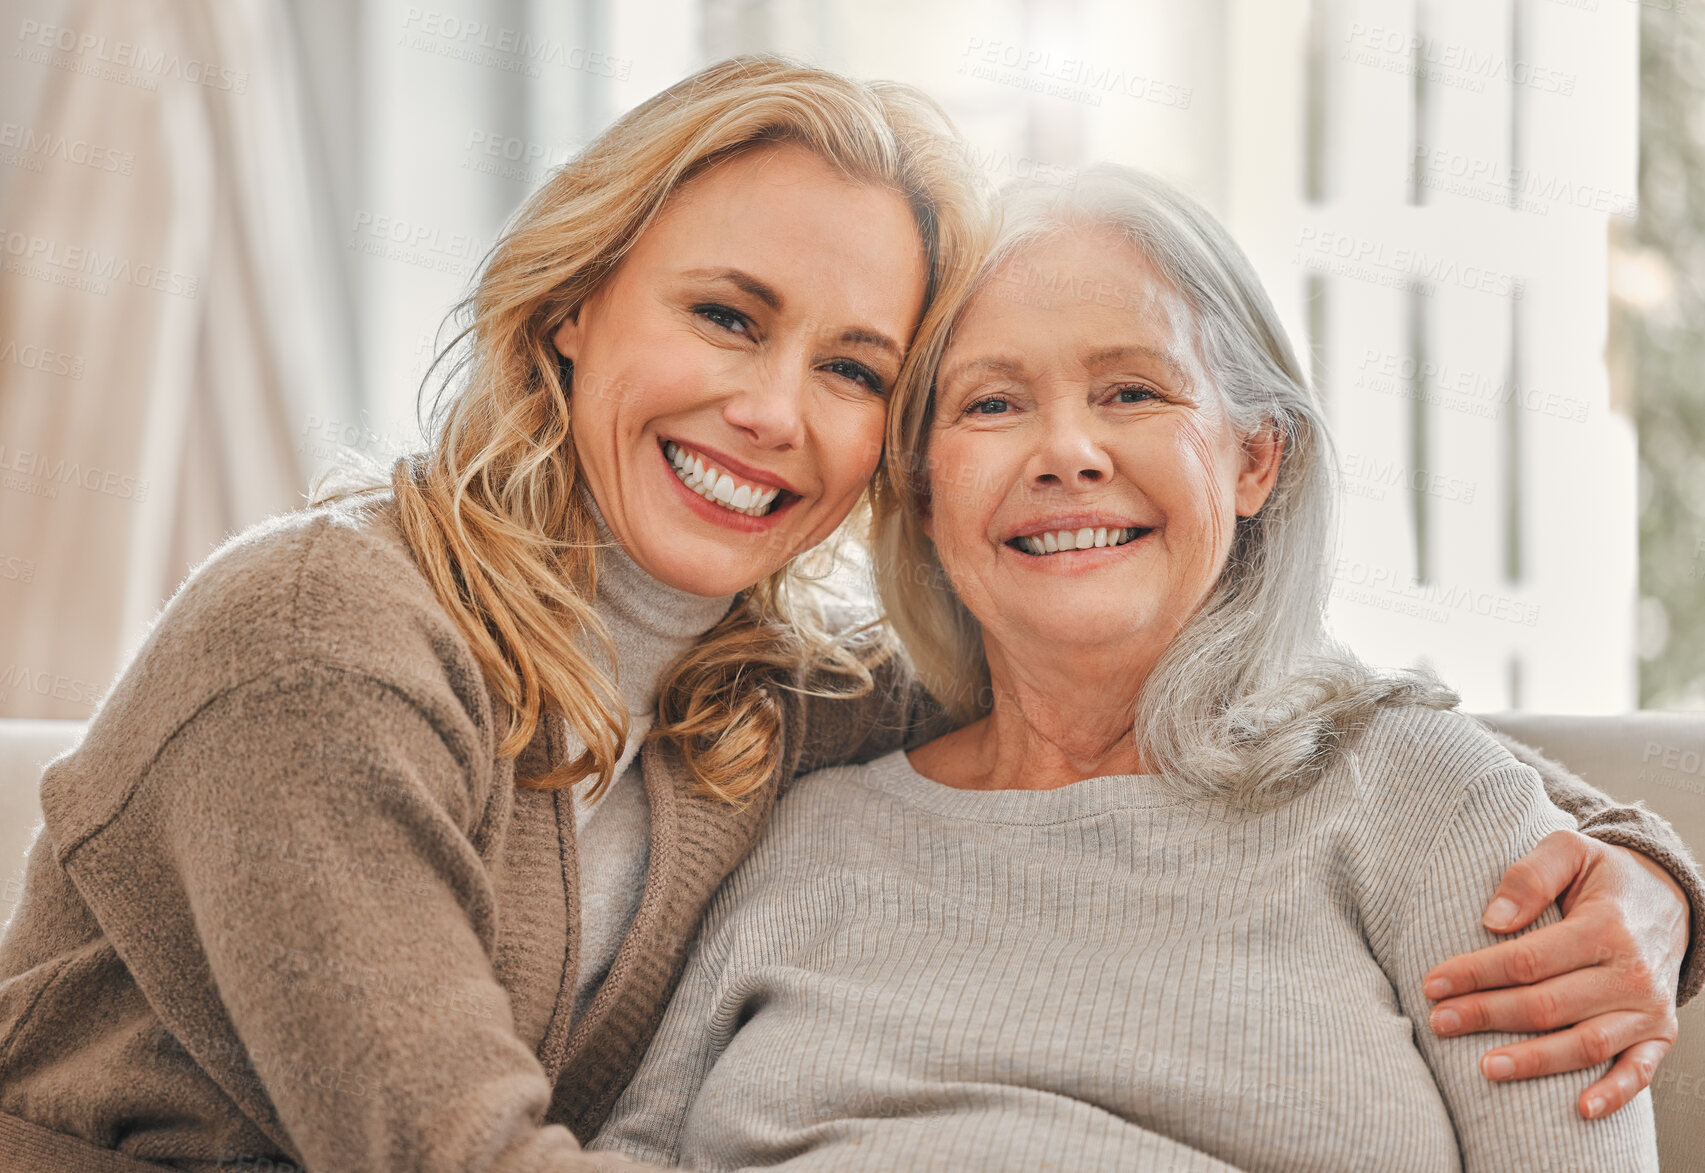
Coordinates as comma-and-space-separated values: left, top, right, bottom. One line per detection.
1576, 821, 1705, 1007
1487, 728, 1705, 1004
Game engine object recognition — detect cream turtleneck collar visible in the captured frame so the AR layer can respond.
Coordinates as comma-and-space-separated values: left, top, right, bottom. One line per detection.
571, 491, 736, 820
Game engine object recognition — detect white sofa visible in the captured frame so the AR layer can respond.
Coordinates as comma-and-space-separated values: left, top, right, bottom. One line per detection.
4, 713, 1704, 1160
0, 718, 83, 911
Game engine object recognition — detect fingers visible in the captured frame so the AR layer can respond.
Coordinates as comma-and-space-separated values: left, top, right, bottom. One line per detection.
1423, 919, 1604, 1003
1469, 1011, 1668, 1085
1428, 967, 1656, 1038
1480, 829, 1592, 933
1473, 1023, 1673, 1119
1578, 1039, 1671, 1120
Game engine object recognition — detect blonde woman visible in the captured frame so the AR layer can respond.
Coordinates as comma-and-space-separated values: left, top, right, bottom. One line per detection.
0, 60, 1692, 1173
0, 58, 982, 1173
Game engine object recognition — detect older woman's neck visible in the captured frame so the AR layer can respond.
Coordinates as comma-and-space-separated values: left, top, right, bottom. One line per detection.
912, 642, 1154, 791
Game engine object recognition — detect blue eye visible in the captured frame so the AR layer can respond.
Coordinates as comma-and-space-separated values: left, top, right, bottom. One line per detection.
1115, 385, 1157, 403
824, 358, 885, 394
967, 397, 1010, 415
695, 304, 750, 334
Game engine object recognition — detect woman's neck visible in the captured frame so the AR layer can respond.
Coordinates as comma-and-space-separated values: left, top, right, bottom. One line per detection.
909, 637, 1158, 792
582, 489, 735, 723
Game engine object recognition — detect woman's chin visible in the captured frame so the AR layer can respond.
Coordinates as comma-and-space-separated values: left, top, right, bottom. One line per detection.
985, 606, 1155, 655
631, 538, 777, 599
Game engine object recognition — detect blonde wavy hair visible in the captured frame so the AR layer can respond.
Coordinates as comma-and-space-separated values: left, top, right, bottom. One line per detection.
872, 166, 1453, 810
381, 57, 988, 803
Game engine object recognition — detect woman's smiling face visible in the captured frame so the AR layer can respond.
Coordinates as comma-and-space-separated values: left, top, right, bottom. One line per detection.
555, 142, 929, 597
923, 226, 1280, 669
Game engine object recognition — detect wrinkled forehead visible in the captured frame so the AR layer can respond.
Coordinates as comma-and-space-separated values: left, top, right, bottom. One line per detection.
937, 225, 1206, 385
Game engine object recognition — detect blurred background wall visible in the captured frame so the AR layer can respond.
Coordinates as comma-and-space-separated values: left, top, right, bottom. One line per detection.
0, 0, 1697, 720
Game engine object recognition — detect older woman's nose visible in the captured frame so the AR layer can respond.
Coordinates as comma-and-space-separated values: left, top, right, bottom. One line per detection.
1026, 411, 1114, 488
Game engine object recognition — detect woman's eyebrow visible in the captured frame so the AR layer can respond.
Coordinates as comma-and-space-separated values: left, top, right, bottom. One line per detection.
682, 267, 782, 310
840, 328, 901, 359
938, 355, 1025, 387
1084, 343, 1187, 386
682, 269, 897, 358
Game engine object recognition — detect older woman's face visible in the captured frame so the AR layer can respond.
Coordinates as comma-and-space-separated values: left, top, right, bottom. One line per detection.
925, 228, 1279, 663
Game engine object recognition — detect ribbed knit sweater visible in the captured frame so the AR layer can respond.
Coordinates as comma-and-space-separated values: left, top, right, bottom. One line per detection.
591, 706, 1660, 1172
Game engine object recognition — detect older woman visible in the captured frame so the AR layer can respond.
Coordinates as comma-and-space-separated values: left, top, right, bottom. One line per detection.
588, 168, 1667, 1170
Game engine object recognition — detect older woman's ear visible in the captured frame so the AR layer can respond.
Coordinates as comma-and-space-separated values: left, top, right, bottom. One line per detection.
1233, 423, 1284, 518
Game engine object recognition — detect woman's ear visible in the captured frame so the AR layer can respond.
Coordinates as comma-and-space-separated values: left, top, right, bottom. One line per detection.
1234, 424, 1284, 518
551, 309, 580, 362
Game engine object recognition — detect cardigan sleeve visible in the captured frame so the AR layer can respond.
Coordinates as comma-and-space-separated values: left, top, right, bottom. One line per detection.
587, 879, 742, 1165
784, 629, 956, 782
1492, 730, 1705, 1005
51, 660, 662, 1173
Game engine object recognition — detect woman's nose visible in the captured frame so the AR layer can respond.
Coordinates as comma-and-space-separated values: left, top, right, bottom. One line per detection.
1027, 409, 1113, 488
721, 361, 808, 450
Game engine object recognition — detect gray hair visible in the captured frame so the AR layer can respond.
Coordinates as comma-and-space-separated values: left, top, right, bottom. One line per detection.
871, 164, 1455, 809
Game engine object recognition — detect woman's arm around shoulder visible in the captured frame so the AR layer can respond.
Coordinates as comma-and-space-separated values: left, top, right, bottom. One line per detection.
1370, 733, 1660, 1172
1417, 724, 1699, 1118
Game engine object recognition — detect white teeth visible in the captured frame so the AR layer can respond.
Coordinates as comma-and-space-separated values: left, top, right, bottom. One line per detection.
664, 442, 783, 518
1016, 527, 1143, 557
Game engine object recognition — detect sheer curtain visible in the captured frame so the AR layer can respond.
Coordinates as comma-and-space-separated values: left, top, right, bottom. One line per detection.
0, 0, 358, 717
0, 0, 1638, 719
0, 0, 696, 718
